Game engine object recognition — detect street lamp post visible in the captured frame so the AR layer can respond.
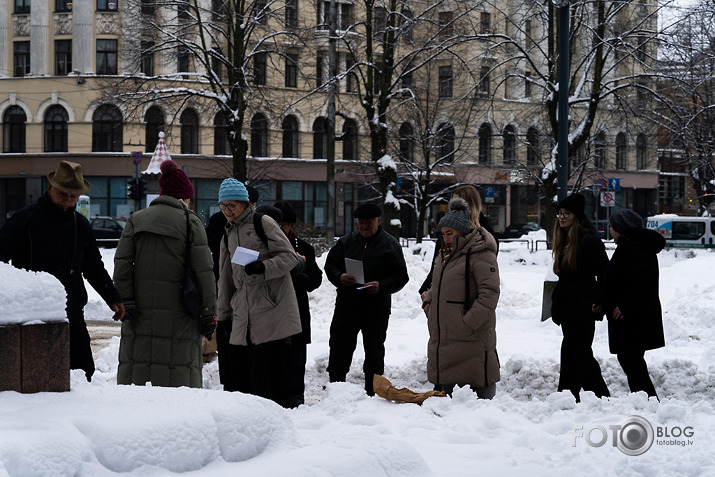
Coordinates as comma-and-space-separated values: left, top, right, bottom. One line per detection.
326, 0, 338, 247
553, 0, 570, 202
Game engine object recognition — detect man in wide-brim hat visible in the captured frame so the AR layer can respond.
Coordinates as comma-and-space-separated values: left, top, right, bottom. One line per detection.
0, 161, 125, 381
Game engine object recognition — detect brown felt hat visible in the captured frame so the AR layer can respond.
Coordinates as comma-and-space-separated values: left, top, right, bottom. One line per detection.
48, 161, 91, 195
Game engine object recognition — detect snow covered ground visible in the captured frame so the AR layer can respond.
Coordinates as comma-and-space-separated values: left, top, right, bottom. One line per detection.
1, 230, 714, 476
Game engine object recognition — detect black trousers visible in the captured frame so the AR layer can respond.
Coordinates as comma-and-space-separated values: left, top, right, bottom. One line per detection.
285, 338, 307, 408
215, 321, 237, 391
222, 337, 292, 408
617, 350, 657, 398
558, 318, 610, 401
327, 306, 389, 396
69, 319, 95, 380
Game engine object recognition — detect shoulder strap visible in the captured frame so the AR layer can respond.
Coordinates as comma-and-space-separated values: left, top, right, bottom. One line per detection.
464, 248, 470, 314
253, 211, 268, 245
221, 212, 269, 249
184, 208, 192, 260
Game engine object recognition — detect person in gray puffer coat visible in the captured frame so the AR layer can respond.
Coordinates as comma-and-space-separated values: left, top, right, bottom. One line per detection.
422, 198, 501, 399
114, 160, 216, 388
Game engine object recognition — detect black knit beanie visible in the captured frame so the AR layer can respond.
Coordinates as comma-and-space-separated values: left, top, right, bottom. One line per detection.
556, 193, 586, 220
610, 209, 643, 235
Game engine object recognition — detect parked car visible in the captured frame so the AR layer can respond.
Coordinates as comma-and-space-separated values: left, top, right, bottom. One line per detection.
498, 222, 540, 239
90, 216, 127, 248
593, 220, 611, 240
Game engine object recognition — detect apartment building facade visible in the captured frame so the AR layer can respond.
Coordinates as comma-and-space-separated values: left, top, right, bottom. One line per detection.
0, 0, 661, 234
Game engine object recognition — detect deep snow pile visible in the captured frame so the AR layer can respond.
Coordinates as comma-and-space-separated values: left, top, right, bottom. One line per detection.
1, 234, 713, 476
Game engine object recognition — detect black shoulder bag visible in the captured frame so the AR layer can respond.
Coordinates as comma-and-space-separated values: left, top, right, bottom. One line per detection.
182, 209, 202, 319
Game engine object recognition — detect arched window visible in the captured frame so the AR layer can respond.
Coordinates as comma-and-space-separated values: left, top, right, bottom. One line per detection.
636, 133, 647, 170
478, 123, 491, 164
436, 123, 455, 164
399, 122, 414, 162
594, 132, 606, 169
145, 106, 164, 152
342, 118, 358, 161
214, 111, 230, 155
282, 115, 299, 158
526, 127, 539, 165
44, 105, 69, 153
92, 104, 123, 152
615, 132, 627, 169
180, 108, 199, 154
250, 113, 268, 157
572, 143, 585, 171
313, 117, 328, 159
503, 125, 516, 165
3, 106, 27, 153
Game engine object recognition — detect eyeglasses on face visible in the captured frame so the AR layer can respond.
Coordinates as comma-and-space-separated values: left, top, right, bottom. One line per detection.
556, 210, 572, 218
219, 203, 236, 211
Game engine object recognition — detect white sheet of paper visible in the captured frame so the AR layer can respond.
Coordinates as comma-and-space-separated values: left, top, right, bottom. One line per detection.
231, 246, 260, 266
345, 258, 365, 285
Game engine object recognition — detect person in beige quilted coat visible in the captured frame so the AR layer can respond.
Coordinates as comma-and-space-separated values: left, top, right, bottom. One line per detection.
422, 197, 500, 399
216, 178, 301, 407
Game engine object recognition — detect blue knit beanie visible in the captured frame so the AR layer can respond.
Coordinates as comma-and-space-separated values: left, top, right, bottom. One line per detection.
219, 178, 249, 202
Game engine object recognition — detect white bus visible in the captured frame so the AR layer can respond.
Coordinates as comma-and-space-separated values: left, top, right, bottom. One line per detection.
646, 214, 715, 248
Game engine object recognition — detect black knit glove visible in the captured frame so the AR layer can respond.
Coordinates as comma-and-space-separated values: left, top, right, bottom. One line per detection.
217, 319, 232, 341
244, 260, 265, 275
201, 314, 218, 341
122, 301, 139, 322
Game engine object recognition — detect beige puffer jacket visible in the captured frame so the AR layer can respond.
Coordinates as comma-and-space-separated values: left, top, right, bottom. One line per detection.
217, 205, 301, 345
424, 227, 500, 389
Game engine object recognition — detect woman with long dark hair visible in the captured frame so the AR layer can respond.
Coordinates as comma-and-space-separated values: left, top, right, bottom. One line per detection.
551, 193, 610, 402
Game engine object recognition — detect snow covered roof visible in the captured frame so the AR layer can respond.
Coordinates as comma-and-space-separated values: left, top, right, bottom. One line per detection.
143, 132, 173, 176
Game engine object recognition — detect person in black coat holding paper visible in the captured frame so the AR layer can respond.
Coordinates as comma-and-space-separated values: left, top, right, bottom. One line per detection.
324, 203, 409, 396
604, 209, 665, 398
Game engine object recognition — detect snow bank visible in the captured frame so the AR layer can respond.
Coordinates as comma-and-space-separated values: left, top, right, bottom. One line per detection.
0, 262, 66, 325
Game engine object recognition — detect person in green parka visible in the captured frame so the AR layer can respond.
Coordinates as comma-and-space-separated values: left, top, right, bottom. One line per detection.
114, 160, 217, 388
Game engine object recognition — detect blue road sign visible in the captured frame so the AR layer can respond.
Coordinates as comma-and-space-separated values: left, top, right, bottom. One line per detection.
133, 151, 143, 164
485, 186, 495, 198
609, 178, 620, 191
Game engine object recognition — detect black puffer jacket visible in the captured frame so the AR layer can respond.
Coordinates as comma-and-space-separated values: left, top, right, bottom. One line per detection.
287, 230, 323, 344
0, 194, 120, 320
551, 222, 609, 325
325, 226, 409, 314
604, 228, 666, 354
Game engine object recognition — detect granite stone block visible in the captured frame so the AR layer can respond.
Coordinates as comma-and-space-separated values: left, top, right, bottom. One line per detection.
0, 325, 22, 392
21, 322, 70, 393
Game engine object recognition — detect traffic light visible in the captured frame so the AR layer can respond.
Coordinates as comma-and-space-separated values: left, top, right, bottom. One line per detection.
126, 178, 139, 201
138, 178, 147, 199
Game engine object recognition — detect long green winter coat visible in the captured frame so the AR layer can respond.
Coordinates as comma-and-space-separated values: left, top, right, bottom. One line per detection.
114, 195, 216, 388
424, 227, 501, 389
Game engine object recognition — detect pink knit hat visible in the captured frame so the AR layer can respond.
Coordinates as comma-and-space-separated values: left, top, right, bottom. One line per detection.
159, 160, 194, 199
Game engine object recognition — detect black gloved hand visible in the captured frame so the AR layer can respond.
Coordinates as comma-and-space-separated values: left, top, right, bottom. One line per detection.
122, 301, 139, 322
201, 314, 218, 341
217, 319, 232, 341
244, 260, 265, 275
